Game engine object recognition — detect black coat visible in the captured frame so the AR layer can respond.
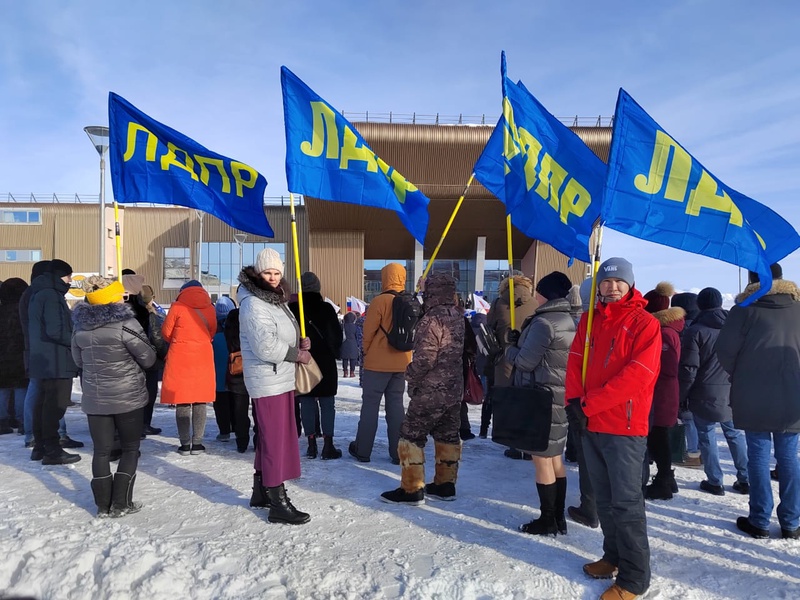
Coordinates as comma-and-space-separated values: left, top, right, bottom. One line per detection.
223, 308, 248, 396
678, 308, 732, 422
0, 278, 29, 388
717, 280, 800, 433
27, 272, 78, 380
289, 293, 343, 398
339, 312, 359, 361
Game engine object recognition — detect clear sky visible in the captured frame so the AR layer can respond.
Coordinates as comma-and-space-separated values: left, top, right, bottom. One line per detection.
2, 1, 799, 297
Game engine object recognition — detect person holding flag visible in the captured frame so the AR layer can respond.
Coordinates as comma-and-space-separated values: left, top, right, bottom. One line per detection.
565, 257, 661, 600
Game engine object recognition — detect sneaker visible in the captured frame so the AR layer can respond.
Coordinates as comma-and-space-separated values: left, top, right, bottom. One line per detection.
599, 583, 639, 600
59, 436, 85, 449
42, 450, 82, 465
781, 528, 800, 539
380, 487, 425, 506
700, 480, 725, 496
583, 559, 619, 579
736, 516, 769, 539
425, 482, 456, 501
143, 425, 162, 436
348, 441, 370, 463
177, 445, 191, 456
568, 505, 599, 528
190, 444, 206, 455
732, 481, 750, 495
216, 433, 230, 442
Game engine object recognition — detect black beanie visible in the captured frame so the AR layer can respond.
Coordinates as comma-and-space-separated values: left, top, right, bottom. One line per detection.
535, 271, 573, 301
122, 268, 137, 275
49, 259, 73, 279
748, 263, 782, 284
697, 287, 723, 310
30, 260, 51, 280
301, 271, 321, 293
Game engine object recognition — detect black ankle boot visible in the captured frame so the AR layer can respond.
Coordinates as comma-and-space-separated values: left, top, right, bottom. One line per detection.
554, 477, 567, 535
266, 484, 310, 525
321, 435, 342, 460
520, 483, 558, 536
306, 436, 318, 459
645, 471, 674, 500
250, 473, 269, 508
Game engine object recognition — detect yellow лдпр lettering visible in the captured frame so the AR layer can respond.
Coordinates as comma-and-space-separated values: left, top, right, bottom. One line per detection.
123, 123, 158, 162
634, 130, 692, 201
340, 127, 377, 172
161, 143, 199, 181
301, 101, 339, 159
195, 156, 231, 194
231, 162, 258, 197
686, 170, 743, 226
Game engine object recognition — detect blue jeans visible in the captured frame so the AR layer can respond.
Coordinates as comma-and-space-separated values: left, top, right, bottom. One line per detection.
0, 387, 27, 426
300, 396, 335, 437
694, 415, 748, 486
746, 431, 800, 531
680, 409, 699, 454
23, 378, 41, 444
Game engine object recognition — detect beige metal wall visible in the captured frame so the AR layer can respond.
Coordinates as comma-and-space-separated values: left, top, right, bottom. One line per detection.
307, 230, 365, 310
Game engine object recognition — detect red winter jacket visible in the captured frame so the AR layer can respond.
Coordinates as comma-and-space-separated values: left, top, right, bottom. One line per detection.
566, 288, 661, 436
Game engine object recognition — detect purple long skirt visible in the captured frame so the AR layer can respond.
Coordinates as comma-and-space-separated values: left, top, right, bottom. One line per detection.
253, 391, 301, 488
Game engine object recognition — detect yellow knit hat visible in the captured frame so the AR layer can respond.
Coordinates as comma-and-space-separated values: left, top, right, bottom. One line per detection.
86, 280, 126, 305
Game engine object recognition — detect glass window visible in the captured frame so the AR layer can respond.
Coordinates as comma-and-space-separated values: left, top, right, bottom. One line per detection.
198, 242, 285, 292
163, 247, 191, 289
0, 209, 41, 224
0, 249, 42, 262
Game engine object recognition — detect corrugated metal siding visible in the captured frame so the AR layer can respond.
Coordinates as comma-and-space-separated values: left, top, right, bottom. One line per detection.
534, 244, 587, 286
308, 230, 364, 309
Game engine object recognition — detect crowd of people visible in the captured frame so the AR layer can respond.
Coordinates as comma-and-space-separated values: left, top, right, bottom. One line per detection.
1, 251, 798, 600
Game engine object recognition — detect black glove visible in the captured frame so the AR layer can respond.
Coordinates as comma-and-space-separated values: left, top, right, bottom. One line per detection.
505, 329, 521, 346
566, 398, 588, 431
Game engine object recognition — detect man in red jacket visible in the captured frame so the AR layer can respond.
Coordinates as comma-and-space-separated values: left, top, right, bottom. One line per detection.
565, 257, 661, 600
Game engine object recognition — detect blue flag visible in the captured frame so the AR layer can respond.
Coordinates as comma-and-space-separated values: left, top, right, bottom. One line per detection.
473, 53, 604, 263
281, 66, 430, 245
108, 92, 273, 238
603, 89, 800, 304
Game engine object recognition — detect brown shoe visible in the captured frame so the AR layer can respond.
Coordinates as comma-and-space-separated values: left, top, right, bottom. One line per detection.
675, 453, 703, 469
599, 583, 638, 600
583, 559, 619, 579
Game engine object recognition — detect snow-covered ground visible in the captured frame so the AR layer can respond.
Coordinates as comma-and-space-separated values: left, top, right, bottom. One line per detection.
1, 377, 798, 600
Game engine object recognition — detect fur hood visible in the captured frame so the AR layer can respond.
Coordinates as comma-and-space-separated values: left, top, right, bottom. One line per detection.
72, 301, 136, 330
497, 275, 533, 305
736, 279, 800, 304
238, 267, 286, 306
651, 305, 686, 327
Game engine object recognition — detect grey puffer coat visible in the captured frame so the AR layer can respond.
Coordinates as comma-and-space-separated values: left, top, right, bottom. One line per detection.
717, 279, 800, 433
505, 297, 576, 457
237, 268, 301, 399
71, 302, 156, 415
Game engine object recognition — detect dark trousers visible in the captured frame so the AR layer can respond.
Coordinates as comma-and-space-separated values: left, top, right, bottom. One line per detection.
480, 382, 494, 434
230, 391, 252, 447
34, 379, 71, 456
566, 410, 597, 518
87, 408, 144, 477
143, 368, 160, 426
584, 431, 650, 596
214, 391, 234, 435
645, 425, 671, 483
459, 401, 472, 435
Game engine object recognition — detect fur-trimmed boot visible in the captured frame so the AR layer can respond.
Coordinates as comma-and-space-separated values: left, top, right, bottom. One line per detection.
425, 441, 461, 501
520, 482, 559, 536
266, 483, 310, 525
250, 472, 269, 509
554, 477, 568, 535
109, 473, 142, 518
381, 439, 425, 505
321, 435, 342, 460
91, 475, 113, 517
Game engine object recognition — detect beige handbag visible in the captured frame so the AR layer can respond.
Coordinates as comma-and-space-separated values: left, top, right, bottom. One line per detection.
295, 355, 323, 395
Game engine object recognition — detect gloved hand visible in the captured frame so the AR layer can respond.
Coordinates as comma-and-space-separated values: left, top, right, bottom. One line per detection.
299, 337, 311, 350
505, 329, 521, 346
566, 398, 588, 430
296, 350, 312, 364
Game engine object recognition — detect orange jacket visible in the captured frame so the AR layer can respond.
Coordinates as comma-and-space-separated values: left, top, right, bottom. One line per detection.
161, 286, 217, 405
362, 263, 413, 372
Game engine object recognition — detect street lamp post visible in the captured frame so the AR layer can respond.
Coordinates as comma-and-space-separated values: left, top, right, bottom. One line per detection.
234, 233, 247, 275
84, 126, 110, 275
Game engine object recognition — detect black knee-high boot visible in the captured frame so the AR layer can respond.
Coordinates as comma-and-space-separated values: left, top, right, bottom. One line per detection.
554, 477, 567, 534
520, 482, 558, 536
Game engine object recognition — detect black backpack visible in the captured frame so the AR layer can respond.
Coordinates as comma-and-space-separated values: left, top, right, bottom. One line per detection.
379, 290, 422, 351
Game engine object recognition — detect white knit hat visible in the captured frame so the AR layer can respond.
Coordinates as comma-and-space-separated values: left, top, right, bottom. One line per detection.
255, 248, 284, 275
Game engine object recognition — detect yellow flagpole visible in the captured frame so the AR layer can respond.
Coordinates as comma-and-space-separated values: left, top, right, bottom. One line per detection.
506, 214, 515, 330
113, 201, 122, 282
581, 223, 604, 384
289, 193, 305, 338
417, 173, 475, 290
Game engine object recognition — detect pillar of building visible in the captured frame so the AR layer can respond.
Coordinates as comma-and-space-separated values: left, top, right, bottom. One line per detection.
414, 240, 424, 288
474, 236, 487, 293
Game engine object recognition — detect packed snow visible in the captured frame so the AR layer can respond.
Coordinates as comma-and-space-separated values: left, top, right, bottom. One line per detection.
1, 377, 798, 600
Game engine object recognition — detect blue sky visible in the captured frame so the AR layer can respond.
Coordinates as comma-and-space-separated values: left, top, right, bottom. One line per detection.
2, 1, 799, 296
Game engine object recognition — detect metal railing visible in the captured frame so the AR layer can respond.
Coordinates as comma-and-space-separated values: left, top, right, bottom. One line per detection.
340, 112, 613, 128
2, 193, 305, 206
